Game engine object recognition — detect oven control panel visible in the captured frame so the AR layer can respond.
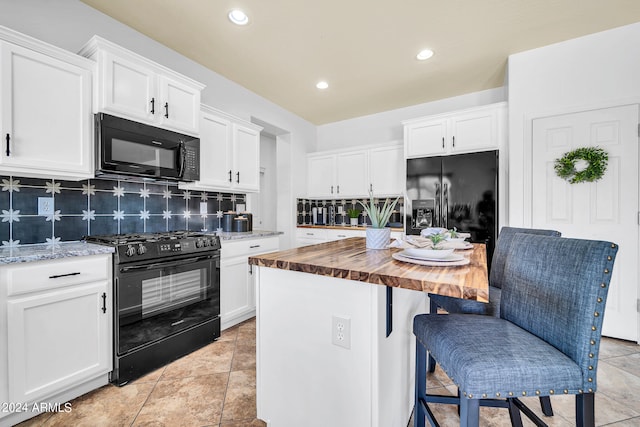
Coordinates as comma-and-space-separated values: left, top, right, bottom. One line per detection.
118, 236, 221, 262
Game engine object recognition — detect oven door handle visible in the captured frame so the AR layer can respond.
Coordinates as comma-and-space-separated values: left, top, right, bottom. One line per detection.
120, 255, 216, 273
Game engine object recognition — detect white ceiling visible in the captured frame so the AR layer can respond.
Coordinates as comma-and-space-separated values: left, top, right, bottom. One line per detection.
80, 0, 640, 125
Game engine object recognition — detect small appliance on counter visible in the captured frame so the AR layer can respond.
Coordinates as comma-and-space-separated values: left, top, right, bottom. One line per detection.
222, 211, 237, 232
233, 216, 249, 232
312, 207, 327, 225
239, 212, 253, 231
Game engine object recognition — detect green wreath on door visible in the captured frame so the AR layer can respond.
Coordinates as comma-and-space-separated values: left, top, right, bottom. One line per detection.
554, 147, 608, 184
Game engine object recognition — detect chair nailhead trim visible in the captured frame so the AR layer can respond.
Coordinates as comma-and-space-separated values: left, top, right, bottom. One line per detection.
591, 326, 597, 331
482, 394, 487, 398
522, 391, 527, 396
579, 389, 583, 393
590, 340, 596, 345
611, 243, 616, 248
589, 353, 594, 358
589, 365, 593, 370
549, 390, 554, 394
597, 298, 602, 303
535, 390, 540, 395
594, 312, 600, 317
564, 389, 569, 394
588, 388, 593, 392
508, 392, 513, 396
601, 283, 606, 288
469, 394, 473, 398
607, 256, 612, 261
588, 378, 593, 382
604, 268, 609, 274
496, 393, 501, 397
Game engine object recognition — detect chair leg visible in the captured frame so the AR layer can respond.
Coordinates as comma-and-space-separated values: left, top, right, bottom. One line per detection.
459, 398, 480, 427
507, 399, 524, 427
427, 353, 436, 373
576, 393, 595, 427
415, 339, 427, 427
539, 396, 553, 416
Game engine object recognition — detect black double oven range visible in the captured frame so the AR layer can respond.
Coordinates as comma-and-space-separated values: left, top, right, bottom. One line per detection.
85, 231, 221, 386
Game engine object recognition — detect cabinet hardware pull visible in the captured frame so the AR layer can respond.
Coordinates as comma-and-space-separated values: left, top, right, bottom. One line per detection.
171, 319, 185, 327
337, 185, 340, 194
101, 292, 107, 313
249, 244, 260, 248
236, 171, 240, 183
228, 170, 232, 182
442, 137, 444, 149
452, 136, 455, 148
49, 272, 80, 279
150, 98, 155, 114
5, 133, 9, 156
306, 233, 313, 235
337, 235, 346, 237
164, 102, 169, 118
370, 183, 372, 192
331, 185, 334, 194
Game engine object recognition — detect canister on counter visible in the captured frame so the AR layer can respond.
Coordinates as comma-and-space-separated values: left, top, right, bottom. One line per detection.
222, 211, 237, 232
240, 212, 253, 231
233, 216, 249, 232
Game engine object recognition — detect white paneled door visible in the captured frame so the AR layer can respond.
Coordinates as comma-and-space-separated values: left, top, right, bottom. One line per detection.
532, 104, 639, 342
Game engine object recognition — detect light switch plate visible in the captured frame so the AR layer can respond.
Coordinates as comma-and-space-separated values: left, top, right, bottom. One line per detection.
200, 202, 207, 215
38, 197, 54, 216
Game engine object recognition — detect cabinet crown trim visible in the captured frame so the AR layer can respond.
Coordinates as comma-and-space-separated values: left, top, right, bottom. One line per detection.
0, 25, 94, 69
308, 140, 402, 158
78, 35, 205, 90
401, 101, 506, 126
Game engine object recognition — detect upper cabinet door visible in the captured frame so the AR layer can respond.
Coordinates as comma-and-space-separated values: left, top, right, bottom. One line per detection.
157, 74, 201, 135
369, 145, 404, 196
196, 110, 233, 188
336, 151, 369, 197
449, 107, 499, 154
307, 154, 336, 198
404, 118, 448, 157
232, 124, 260, 192
0, 40, 93, 180
100, 51, 156, 123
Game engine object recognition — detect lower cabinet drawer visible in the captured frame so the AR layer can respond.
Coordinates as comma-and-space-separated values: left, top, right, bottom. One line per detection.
221, 236, 280, 259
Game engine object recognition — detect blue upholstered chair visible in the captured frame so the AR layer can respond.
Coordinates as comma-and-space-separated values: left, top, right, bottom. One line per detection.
413, 234, 618, 427
427, 227, 561, 416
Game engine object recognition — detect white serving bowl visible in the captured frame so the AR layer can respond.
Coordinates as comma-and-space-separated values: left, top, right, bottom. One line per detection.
403, 248, 454, 259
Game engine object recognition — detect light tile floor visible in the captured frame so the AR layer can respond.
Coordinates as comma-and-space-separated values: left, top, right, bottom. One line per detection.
17, 318, 640, 427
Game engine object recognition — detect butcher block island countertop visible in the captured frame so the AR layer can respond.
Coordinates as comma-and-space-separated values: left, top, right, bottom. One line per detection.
248, 236, 488, 302
249, 237, 489, 427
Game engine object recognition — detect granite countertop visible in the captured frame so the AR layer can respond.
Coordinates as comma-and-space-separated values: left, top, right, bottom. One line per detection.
297, 224, 404, 231
249, 237, 488, 301
214, 230, 283, 241
0, 241, 115, 265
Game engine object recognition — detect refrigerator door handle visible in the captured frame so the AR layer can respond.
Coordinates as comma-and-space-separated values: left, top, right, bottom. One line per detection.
435, 183, 441, 227
443, 182, 449, 229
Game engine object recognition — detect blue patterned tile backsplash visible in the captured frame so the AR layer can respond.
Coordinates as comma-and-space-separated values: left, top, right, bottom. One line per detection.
0, 175, 244, 246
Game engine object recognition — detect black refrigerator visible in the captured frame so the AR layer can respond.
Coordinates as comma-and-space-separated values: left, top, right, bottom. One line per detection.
405, 150, 498, 266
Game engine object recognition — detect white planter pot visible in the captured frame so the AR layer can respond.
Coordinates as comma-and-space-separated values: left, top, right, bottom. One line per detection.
350, 217, 359, 226
366, 228, 391, 249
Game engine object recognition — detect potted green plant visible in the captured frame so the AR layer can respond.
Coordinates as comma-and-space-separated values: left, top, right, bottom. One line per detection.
346, 208, 361, 226
358, 192, 400, 249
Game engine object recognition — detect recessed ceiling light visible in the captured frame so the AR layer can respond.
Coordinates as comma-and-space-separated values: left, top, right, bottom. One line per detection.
416, 49, 434, 61
228, 9, 249, 25
316, 81, 329, 90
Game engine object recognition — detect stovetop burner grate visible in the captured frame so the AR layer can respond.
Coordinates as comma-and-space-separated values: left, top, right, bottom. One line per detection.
85, 230, 209, 246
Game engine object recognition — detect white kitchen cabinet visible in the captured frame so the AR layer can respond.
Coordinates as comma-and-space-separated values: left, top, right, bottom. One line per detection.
369, 144, 404, 196
0, 27, 94, 180
403, 102, 506, 158
80, 36, 204, 136
220, 237, 279, 329
0, 254, 112, 423
295, 228, 329, 247
180, 105, 262, 193
307, 143, 403, 198
232, 124, 261, 192
336, 150, 369, 197
307, 154, 336, 198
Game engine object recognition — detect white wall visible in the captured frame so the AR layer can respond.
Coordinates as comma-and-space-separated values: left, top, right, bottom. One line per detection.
0, 0, 316, 242
316, 87, 506, 152
508, 22, 640, 225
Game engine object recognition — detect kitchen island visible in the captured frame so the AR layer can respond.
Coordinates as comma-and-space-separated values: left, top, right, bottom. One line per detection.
248, 237, 488, 427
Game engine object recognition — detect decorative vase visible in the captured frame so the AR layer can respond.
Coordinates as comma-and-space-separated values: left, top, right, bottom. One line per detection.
366, 227, 390, 249
350, 217, 358, 226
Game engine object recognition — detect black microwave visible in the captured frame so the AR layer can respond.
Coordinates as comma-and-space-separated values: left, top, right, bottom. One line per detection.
95, 113, 200, 182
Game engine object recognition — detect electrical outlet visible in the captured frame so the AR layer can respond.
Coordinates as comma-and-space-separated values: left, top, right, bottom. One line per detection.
200, 202, 207, 215
332, 315, 351, 349
38, 197, 54, 216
